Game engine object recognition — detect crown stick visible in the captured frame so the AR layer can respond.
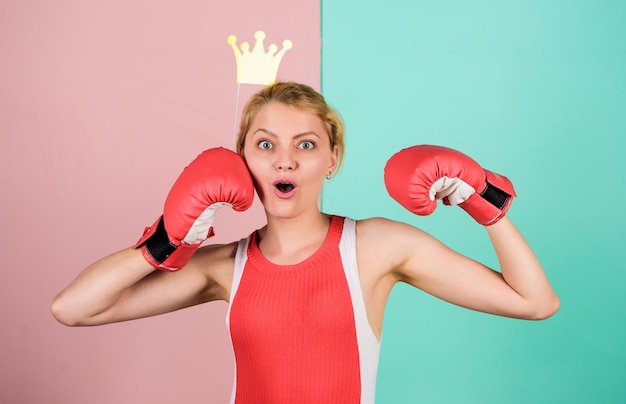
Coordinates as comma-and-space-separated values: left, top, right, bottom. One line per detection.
227, 30, 293, 147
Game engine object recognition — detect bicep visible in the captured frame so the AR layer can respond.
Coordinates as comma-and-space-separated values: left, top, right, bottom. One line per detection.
88, 247, 227, 325
390, 224, 530, 318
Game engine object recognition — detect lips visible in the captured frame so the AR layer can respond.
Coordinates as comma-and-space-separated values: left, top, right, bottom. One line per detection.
273, 179, 297, 198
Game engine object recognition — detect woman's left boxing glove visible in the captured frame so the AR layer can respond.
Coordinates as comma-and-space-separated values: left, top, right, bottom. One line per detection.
384, 144, 515, 225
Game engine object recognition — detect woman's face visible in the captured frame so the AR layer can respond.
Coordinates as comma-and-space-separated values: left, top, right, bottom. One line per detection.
243, 102, 338, 219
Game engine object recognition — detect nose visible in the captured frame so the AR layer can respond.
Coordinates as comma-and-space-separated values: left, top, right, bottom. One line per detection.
275, 148, 296, 171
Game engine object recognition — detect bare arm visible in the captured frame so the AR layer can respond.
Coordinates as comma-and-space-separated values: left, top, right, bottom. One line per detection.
368, 217, 559, 320
51, 244, 234, 326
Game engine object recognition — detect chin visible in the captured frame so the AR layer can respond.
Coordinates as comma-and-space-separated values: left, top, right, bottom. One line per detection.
264, 206, 299, 220
262, 201, 311, 221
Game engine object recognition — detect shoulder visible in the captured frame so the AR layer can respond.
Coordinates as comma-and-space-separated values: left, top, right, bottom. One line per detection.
352, 217, 428, 275
354, 216, 428, 244
193, 240, 240, 273
355, 216, 453, 273
186, 240, 242, 300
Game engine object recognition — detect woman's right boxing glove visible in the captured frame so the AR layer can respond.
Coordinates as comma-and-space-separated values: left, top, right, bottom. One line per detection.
134, 147, 255, 271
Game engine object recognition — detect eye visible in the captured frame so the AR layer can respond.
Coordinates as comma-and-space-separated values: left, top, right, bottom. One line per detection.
258, 140, 273, 150
298, 140, 316, 150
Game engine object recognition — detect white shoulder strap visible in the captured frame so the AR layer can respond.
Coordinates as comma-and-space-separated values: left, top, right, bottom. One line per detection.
339, 218, 380, 404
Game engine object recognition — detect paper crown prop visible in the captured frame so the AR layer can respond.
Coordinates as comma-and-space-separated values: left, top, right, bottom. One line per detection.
227, 30, 293, 85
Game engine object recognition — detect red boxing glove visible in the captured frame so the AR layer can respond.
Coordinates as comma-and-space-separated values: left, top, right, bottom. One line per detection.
384, 145, 515, 225
134, 147, 255, 271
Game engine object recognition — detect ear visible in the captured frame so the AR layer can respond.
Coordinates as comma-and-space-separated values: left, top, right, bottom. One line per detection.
328, 144, 339, 174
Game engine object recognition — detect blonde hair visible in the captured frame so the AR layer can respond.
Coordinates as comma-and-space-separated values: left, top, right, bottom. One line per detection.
236, 82, 345, 175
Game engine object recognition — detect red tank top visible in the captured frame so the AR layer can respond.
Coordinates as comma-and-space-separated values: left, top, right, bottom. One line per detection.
228, 216, 361, 403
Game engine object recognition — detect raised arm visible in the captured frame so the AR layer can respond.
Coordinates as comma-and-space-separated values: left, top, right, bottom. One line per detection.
51, 148, 255, 326
485, 217, 558, 318
380, 145, 559, 319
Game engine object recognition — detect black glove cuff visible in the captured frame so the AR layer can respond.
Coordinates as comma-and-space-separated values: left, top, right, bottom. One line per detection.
481, 181, 512, 210
143, 217, 177, 264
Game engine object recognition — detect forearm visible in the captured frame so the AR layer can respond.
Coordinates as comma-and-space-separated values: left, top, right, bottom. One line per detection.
485, 217, 559, 319
51, 247, 156, 326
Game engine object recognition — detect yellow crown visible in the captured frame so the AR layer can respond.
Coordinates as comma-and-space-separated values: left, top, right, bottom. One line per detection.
227, 30, 293, 85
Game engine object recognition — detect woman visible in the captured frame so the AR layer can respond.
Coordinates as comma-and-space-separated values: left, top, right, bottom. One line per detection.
52, 82, 559, 403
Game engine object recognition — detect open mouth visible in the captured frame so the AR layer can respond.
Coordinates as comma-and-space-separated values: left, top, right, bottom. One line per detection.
275, 182, 295, 194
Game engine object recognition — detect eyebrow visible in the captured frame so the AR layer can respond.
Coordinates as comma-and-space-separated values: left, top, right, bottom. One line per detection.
252, 128, 321, 139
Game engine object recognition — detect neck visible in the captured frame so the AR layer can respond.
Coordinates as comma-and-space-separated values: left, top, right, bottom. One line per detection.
258, 210, 332, 264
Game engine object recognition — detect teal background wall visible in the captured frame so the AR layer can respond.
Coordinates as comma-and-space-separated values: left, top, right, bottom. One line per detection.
321, 1, 625, 403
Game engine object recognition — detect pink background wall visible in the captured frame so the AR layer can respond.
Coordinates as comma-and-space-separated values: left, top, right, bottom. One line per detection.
0, 1, 319, 402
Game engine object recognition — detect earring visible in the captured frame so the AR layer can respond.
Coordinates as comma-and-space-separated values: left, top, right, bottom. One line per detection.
325, 171, 333, 181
